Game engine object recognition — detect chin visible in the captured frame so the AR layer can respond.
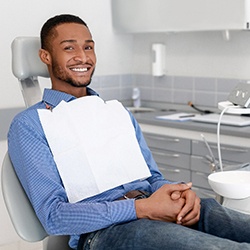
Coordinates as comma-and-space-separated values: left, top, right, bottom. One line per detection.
69, 80, 91, 88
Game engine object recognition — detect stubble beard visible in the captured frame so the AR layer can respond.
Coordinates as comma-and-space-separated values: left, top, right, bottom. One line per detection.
52, 63, 95, 88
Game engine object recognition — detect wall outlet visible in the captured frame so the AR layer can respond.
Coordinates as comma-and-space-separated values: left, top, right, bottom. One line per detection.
227, 82, 250, 108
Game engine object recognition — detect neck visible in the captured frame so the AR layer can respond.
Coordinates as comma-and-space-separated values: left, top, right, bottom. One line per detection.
52, 85, 88, 98
51, 77, 89, 98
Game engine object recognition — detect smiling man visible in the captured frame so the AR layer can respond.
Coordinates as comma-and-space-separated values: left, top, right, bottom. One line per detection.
7, 14, 250, 250
40, 18, 96, 96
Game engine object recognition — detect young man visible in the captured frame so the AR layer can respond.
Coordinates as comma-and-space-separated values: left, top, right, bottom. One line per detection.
8, 14, 250, 250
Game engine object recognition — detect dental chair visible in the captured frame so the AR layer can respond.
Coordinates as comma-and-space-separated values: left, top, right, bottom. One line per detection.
11, 36, 48, 106
1, 37, 71, 249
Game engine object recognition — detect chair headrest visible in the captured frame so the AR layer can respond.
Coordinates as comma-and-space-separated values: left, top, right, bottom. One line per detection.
11, 37, 49, 80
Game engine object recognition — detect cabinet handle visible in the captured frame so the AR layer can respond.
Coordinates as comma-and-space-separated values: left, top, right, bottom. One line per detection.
159, 168, 181, 173
146, 135, 180, 143
166, 169, 181, 173
209, 145, 248, 153
152, 151, 180, 158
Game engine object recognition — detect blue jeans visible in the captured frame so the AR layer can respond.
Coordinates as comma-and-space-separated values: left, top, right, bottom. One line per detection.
80, 199, 250, 249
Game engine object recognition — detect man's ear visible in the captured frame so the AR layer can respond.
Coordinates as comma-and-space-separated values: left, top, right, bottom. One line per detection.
39, 49, 51, 65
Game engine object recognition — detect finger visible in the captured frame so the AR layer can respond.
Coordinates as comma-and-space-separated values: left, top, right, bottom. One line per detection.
170, 183, 193, 200
171, 191, 181, 200
167, 182, 192, 194
180, 206, 200, 224
181, 211, 200, 226
176, 190, 198, 221
177, 206, 193, 223
178, 197, 201, 225
185, 182, 192, 188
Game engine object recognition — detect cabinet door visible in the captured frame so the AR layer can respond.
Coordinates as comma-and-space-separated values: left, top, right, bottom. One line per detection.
190, 155, 240, 174
192, 140, 250, 163
112, 0, 250, 33
192, 171, 211, 190
144, 133, 191, 154
158, 164, 191, 183
192, 187, 217, 199
191, 155, 212, 174
151, 148, 190, 170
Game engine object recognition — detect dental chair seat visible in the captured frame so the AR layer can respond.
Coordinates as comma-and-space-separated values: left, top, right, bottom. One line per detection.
1, 37, 71, 249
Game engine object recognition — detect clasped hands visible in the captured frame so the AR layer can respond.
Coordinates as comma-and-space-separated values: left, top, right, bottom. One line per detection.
135, 182, 201, 226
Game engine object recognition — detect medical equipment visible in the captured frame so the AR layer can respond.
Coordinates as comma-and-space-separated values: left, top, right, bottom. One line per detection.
1, 37, 71, 249
208, 82, 250, 214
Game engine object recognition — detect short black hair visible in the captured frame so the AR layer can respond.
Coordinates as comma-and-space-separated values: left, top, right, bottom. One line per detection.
40, 14, 88, 50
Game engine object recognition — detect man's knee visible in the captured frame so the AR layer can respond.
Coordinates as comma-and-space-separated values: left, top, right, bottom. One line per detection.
200, 198, 220, 210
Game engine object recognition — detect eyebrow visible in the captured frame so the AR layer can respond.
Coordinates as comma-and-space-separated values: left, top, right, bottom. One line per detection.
60, 39, 95, 44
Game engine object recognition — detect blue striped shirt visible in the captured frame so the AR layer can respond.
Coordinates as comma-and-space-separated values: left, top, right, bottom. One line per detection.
8, 88, 171, 249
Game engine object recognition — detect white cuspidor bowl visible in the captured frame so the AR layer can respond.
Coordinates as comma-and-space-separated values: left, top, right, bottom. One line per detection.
208, 171, 250, 199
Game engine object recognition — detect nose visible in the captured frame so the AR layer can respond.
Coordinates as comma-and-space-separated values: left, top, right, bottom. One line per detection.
73, 48, 88, 62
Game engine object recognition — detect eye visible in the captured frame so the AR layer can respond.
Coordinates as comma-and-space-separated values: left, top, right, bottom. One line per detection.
85, 45, 93, 50
64, 46, 74, 51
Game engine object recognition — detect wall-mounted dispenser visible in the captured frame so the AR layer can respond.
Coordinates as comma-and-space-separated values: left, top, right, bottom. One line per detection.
132, 87, 141, 108
152, 43, 166, 77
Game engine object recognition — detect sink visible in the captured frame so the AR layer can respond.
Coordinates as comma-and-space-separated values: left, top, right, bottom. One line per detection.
208, 171, 250, 199
126, 107, 156, 113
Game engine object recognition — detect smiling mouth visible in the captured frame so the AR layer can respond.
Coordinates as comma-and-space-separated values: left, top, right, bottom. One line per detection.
71, 67, 88, 72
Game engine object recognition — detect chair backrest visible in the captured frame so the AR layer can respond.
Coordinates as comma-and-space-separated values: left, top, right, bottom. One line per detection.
1, 153, 48, 242
3, 37, 72, 249
11, 36, 49, 107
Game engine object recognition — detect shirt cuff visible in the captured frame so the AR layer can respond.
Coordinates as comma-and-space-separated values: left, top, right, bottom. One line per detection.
109, 199, 137, 224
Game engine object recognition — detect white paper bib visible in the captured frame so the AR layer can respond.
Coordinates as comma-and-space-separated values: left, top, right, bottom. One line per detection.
38, 96, 151, 203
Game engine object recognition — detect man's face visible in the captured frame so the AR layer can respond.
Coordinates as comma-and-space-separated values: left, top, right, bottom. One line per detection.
48, 23, 96, 88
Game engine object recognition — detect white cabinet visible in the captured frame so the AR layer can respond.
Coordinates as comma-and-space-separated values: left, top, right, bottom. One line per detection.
111, 0, 250, 33
143, 131, 250, 199
143, 132, 215, 199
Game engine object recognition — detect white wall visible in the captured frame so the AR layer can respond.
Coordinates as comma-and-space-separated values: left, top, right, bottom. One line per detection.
2, 2, 250, 108
0, 0, 133, 109
132, 30, 250, 80
0, 0, 133, 247
2, 0, 250, 247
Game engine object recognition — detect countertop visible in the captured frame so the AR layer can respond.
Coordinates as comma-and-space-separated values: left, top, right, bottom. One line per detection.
132, 110, 250, 139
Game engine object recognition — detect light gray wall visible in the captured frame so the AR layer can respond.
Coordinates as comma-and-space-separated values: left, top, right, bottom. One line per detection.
1, 1, 250, 247
0, 0, 133, 246
0, 0, 133, 109
132, 31, 250, 80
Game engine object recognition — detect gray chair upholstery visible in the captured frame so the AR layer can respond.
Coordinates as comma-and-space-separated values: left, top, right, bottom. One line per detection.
1, 153, 48, 241
11, 37, 49, 107
1, 37, 72, 249
1, 153, 71, 249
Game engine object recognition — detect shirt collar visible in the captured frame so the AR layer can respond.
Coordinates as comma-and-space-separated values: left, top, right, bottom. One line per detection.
42, 88, 99, 108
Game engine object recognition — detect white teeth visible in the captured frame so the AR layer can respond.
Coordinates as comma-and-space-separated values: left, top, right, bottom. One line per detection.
71, 68, 88, 72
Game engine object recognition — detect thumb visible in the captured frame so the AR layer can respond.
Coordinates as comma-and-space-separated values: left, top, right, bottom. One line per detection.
169, 182, 192, 193
171, 191, 181, 200
170, 183, 192, 200
185, 182, 192, 188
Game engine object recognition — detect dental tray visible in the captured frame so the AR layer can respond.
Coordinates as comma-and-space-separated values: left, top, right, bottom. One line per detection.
191, 113, 250, 127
